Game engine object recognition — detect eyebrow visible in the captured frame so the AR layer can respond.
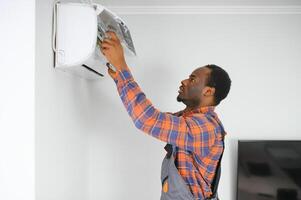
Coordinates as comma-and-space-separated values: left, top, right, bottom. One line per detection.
190, 74, 197, 78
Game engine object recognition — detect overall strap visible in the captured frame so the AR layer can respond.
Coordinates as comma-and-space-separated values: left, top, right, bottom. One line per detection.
164, 144, 174, 158
209, 140, 225, 198
205, 111, 226, 197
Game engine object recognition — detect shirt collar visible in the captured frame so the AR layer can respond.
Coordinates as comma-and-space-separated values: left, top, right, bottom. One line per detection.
183, 106, 215, 116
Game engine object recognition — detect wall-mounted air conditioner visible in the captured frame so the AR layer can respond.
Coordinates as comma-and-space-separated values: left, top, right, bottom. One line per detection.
52, 1, 136, 80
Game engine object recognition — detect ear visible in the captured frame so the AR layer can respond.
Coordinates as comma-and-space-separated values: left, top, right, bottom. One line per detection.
202, 86, 215, 97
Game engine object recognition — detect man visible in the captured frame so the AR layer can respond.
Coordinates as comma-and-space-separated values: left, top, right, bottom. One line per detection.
100, 32, 231, 200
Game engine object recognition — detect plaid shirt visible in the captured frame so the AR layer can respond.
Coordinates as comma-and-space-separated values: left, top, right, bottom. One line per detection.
113, 69, 227, 200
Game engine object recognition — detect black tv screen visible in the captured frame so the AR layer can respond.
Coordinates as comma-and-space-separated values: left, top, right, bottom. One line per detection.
237, 140, 301, 200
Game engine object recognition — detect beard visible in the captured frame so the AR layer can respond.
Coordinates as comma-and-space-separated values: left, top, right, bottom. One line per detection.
177, 95, 183, 102
177, 93, 200, 107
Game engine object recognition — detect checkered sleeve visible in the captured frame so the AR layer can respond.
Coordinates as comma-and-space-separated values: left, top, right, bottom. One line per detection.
112, 69, 215, 155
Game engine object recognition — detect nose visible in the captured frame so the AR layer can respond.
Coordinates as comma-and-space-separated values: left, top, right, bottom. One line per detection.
181, 79, 188, 86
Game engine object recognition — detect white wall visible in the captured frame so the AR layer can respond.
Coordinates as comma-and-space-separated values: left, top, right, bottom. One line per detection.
35, 1, 301, 200
36, 0, 91, 199
0, 1, 34, 200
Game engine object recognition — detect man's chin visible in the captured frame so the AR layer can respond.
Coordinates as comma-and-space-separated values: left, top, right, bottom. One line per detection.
177, 95, 183, 102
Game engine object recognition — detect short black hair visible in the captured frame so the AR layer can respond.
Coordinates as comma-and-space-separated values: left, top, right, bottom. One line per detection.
206, 64, 231, 106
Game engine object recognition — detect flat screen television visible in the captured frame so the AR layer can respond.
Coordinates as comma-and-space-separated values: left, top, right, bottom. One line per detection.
237, 140, 301, 200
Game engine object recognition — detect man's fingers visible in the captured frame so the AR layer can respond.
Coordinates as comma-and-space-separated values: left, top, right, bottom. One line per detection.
100, 47, 105, 55
103, 38, 114, 45
101, 41, 113, 49
100, 44, 109, 54
106, 31, 119, 42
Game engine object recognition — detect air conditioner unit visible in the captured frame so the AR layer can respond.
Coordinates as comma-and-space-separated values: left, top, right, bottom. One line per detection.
52, 1, 136, 80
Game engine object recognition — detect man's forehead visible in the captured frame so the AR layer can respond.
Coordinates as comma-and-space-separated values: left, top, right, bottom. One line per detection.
191, 66, 211, 77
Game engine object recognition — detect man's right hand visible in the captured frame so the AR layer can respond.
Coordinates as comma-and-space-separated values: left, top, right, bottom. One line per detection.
99, 31, 129, 75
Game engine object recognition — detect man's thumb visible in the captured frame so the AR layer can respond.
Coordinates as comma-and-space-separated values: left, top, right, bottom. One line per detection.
108, 67, 116, 78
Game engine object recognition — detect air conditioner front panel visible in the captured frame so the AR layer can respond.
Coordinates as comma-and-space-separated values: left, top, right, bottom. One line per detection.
56, 3, 97, 68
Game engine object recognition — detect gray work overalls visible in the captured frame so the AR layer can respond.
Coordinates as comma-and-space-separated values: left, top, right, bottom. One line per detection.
160, 144, 220, 200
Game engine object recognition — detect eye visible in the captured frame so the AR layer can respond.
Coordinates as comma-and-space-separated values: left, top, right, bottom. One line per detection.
190, 77, 195, 82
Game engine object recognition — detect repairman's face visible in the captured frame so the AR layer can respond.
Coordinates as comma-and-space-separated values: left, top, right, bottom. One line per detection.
177, 66, 211, 107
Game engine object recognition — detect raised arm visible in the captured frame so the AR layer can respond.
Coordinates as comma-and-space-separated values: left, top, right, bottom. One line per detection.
99, 32, 215, 156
